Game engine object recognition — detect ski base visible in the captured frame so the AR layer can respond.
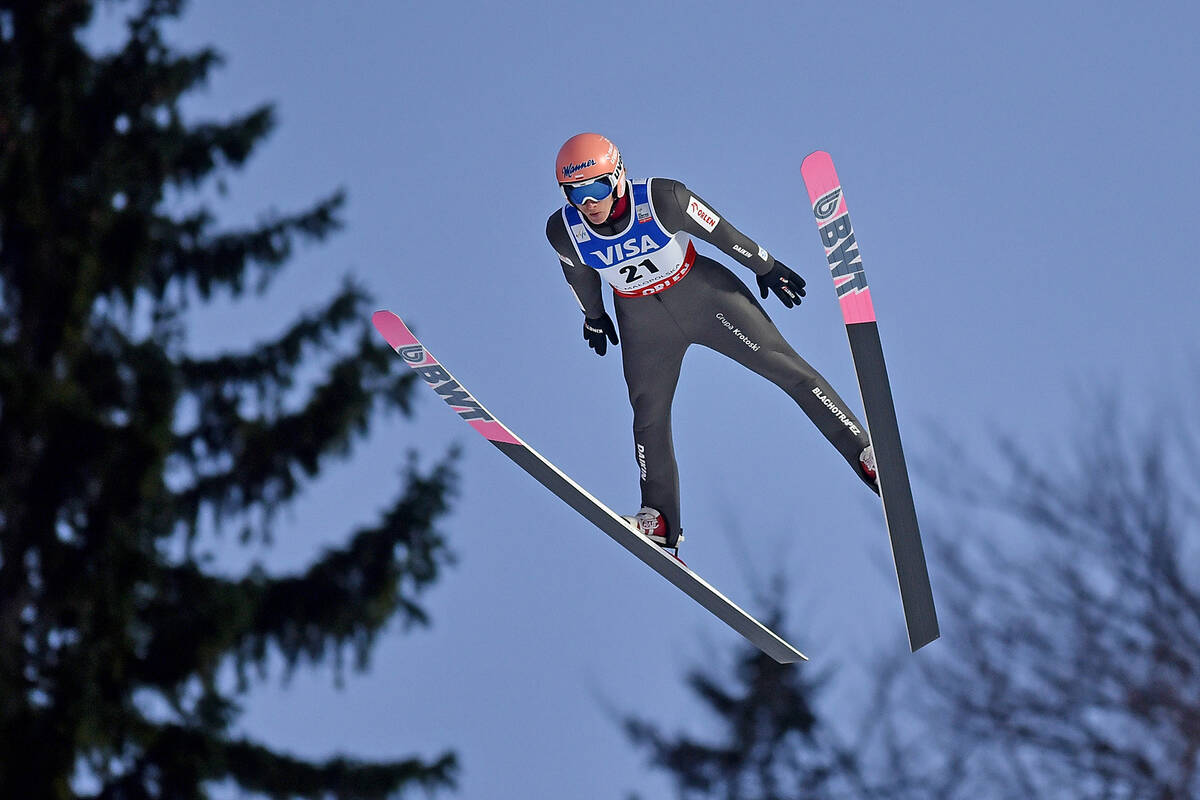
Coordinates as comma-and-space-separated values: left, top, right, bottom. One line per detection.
372, 310, 807, 663
848, 320, 939, 650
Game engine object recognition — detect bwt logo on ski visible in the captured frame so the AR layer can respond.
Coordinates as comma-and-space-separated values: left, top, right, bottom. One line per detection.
561, 159, 596, 179
398, 345, 427, 365
818, 213, 868, 297
403, 354, 494, 423
591, 235, 660, 265
813, 187, 843, 221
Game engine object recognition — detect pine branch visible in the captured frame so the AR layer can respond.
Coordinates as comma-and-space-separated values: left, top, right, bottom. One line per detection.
241, 452, 457, 678
157, 105, 276, 187
172, 320, 417, 541
94, 722, 457, 800
150, 190, 345, 301
178, 278, 372, 402
129, 452, 455, 694
221, 738, 458, 800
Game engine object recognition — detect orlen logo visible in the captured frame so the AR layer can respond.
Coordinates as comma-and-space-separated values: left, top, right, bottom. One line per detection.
561, 159, 597, 179
686, 196, 720, 232
813, 187, 843, 221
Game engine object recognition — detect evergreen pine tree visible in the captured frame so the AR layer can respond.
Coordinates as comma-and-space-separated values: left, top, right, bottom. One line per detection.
0, 1, 457, 796
622, 603, 875, 800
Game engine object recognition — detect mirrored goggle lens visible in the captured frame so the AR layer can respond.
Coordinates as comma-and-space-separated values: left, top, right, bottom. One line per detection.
563, 176, 615, 206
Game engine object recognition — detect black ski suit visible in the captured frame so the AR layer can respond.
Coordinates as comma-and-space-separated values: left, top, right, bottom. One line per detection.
546, 177, 872, 538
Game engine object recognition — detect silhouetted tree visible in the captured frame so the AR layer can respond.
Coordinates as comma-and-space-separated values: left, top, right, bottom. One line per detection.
621, 601, 880, 800
620, 391, 1200, 799
0, 1, 457, 797
901, 395, 1200, 799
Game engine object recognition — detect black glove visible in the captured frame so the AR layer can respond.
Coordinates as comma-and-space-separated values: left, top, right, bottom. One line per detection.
583, 313, 619, 356
756, 259, 806, 308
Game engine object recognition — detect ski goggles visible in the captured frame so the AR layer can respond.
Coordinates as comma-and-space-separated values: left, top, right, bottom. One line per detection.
560, 156, 624, 206
561, 175, 619, 206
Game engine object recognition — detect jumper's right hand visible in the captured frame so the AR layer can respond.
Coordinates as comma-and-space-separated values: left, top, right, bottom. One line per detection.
584, 313, 619, 356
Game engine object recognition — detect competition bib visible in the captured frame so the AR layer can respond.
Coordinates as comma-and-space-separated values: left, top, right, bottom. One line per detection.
562, 179, 695, 298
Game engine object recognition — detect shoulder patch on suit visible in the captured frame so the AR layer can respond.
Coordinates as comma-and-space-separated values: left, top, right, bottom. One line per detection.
686, 196, 720, 232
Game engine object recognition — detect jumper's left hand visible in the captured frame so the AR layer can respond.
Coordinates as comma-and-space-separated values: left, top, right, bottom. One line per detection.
756, 259, 806, 308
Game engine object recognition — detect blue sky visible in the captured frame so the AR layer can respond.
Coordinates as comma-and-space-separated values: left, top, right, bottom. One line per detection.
87, 1, 1200, 797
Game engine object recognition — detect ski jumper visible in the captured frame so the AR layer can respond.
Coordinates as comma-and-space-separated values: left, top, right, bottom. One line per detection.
546, 177, 872, 535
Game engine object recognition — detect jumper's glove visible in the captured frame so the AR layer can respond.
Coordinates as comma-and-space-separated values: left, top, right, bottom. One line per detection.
583, 313, 619, 356
756, 259, 807, 308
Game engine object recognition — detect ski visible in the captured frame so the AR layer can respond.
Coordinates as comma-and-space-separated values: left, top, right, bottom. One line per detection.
372, 310, 807, 663
799, 152, 940, 652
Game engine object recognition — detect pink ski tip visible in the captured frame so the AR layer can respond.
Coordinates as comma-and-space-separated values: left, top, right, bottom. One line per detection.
372, 310, 418, 350
800, 150, 840, 206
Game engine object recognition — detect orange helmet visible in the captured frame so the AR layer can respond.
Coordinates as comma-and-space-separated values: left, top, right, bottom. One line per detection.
555, 133, 626, 206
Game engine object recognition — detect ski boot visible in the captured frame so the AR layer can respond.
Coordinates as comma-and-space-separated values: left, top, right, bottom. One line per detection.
859, 445, 880, 494
624, 506, 683, 551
